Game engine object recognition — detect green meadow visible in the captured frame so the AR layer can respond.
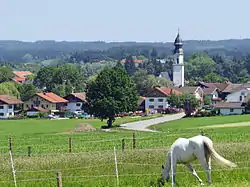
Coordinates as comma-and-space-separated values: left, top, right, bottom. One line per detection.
0, 114, 249, 186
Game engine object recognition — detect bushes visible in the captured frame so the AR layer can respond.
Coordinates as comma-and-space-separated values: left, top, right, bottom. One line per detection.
193, 109, 217, 117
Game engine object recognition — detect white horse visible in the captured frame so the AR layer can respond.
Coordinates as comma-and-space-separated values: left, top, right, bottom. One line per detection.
161, 135, 237, 186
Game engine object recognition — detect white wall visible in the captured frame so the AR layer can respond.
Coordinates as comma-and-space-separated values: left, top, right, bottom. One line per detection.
145, 97, 169, 111
0, 104, 14, 119
66, 102, 83, 112
173, 64, 184, 87
226, 90, 249, 102
218, 108, 244, 115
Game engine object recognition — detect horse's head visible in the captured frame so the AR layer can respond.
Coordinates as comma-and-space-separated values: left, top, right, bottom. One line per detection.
161, 164, 170, 182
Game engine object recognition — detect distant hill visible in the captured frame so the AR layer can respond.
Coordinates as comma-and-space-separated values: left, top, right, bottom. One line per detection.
0, 39, 250, 62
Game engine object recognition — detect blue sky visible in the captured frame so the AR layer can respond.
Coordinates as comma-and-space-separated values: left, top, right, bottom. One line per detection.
0, 0, 249, 42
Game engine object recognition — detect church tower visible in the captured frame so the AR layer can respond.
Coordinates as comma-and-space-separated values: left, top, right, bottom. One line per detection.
172, 30, 184, 87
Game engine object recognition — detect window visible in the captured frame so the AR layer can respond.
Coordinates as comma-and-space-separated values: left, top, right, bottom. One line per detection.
41, 104, 44, 108
149, 99, 154, 102
0, 106, 3, 109
26, 104, 29, 108
46, 105, 49, 108
8, 105, 12, 109
76, 103, 81, 107
230, 108, 234, 112
149, 105, 154, 109
64, 103, 67, 106
158, 105, 164, 109
0, 113, 4, 116
158, 99, 164, 102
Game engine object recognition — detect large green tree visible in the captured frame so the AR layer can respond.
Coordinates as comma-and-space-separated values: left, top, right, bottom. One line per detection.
124, 55, 136, 76
132, 70, 172, 96
0, 81, 20, 98
86, 65, 138, 128
0, 66, 14, 83
34, 64, 85, 96
19, 84, 38, 101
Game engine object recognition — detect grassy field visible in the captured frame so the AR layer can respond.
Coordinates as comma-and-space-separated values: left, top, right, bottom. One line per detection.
0, 114, 249, 186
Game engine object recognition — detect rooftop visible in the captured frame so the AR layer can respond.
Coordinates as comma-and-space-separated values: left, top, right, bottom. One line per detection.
36, 92, 68, 103
0, 95, 23, 105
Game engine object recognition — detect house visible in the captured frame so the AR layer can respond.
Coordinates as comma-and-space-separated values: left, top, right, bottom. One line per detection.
0, 95, 23, 119
216, 102, 245, 115
12, 71, 33, 84
145, 87, 182, 112
175, 86, 204, 103
225, 87, 250, 103
63, 92, 87, 113
23, 92, 68, 113
203, 87, 221, 105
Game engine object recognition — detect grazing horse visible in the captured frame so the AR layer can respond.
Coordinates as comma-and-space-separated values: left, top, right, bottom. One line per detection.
161, 135, 237, 185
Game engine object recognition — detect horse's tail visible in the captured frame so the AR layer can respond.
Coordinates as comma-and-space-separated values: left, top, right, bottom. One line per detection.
203, 137, 237, 168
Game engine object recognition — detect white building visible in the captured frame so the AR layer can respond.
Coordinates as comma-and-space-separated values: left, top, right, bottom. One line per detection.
172, 31, 185, 87
216, 102, 245, 115
64, 92, 87, 113
0, 95, 23, 119
145, 87, 182, 112
226, 88, 250, 103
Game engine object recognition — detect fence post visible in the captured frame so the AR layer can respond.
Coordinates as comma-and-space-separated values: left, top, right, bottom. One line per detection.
69, 137, 72, 153
9, 136, 12, 152
114, 146, 119, 187
122, 139, 125, 152
200, 130, 204, 136
28, 146, 31, 157
57, 172, 62, 187
9, 151, 17, 187
132, 132, 136, 149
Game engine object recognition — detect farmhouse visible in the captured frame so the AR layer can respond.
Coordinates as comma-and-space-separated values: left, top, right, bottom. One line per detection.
12, 71, 33, 84
23, 92, 68, 113
145, 87, 182, 112
0, 95, 23, 119
216, 102, 245, 115
64, 92, 87, 113
203, 87, 221, 105
175, 86, 203, 103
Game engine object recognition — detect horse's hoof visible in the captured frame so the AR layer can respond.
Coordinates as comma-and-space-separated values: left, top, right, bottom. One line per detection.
200, 183, 205, 186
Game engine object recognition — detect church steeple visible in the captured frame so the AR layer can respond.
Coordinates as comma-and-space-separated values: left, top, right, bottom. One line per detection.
174, 29, 183, 47
172, 29, 184, 87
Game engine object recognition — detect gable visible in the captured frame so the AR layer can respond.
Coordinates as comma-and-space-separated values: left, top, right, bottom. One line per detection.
146, 89, 167, 97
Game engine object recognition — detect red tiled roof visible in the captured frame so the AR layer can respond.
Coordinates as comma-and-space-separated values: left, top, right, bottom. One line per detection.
12, 77, 26, 84
203, 87, 218, 95
36, 92, 68, 103
70, 92, 86, 102
156, 87, 182, 96
199, 81, 229, 91
12, 71, 32, 78
0, 95, 23, 104
175, 87, 199, 94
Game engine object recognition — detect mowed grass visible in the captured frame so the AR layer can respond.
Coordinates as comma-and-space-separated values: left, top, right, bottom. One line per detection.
0, 114, 249, 186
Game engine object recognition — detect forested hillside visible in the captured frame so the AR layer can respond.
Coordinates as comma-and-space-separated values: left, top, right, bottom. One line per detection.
0, 39, 250, 62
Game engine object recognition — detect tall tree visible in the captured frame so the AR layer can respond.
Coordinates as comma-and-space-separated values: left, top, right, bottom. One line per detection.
124, 55, 136, 76
86, 66, 138, 128
0, 66, 14, 83
19, 84, 38, 101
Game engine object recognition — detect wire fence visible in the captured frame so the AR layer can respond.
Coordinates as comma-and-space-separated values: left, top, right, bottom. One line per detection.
0, 144, 249, 186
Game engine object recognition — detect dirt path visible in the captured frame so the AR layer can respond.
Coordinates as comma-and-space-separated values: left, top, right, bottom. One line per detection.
119, 112, 186, 132
202, 122, 250, 129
